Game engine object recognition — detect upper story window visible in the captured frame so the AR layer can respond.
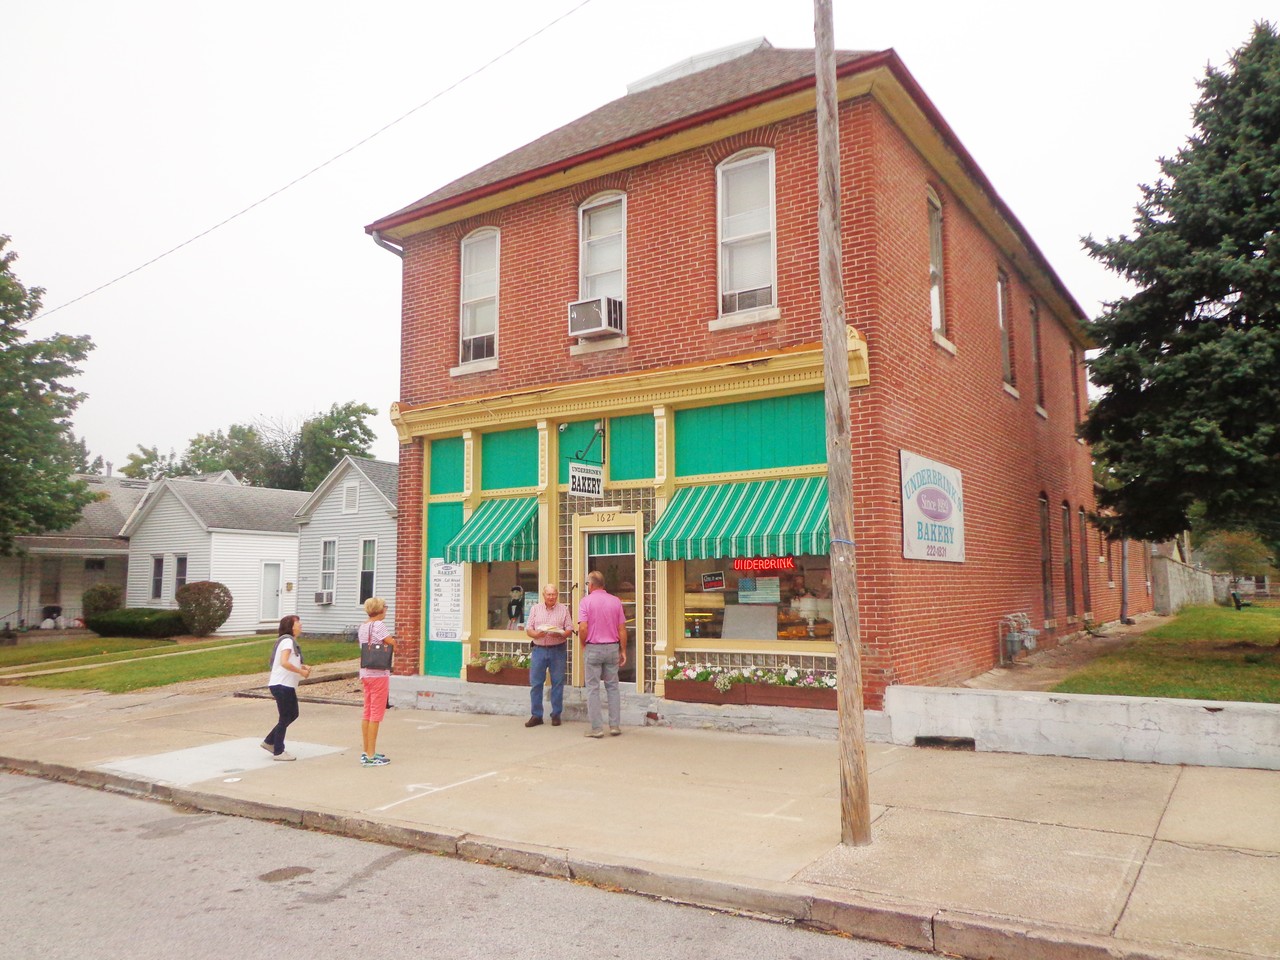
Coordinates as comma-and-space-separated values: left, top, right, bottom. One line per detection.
460, 228, 499, 365
1070, 346, 1083, 426
579, 193, 625, 302
927, 188, 947, 339
717, 149, 775, 316
1030, 300, 1045, 409
997, 269, 1015, 387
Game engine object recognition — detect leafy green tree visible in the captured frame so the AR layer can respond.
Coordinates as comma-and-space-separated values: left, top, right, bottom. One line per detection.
120, 444, 184, 481
1195, 528, 1277, 581
183, 424, 269, 482
299, 401, 378, 490
0, 236, 95, 555
1083, 22, 1280, 543
67, 434, 104, 475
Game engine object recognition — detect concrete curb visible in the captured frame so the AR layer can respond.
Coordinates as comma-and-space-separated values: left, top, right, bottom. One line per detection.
1, 752, 1233, 960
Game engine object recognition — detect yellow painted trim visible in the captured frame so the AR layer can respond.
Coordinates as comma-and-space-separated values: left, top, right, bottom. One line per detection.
395, 331, 869, 440
673, 464, 826, 486
473, 485, 540, 498
426, 493, 467, 504
555, 479, 652, 494
675, 640, 838, 656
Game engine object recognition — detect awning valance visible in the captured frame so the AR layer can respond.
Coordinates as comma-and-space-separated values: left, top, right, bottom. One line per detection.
644, 476, 829, 561
587, 532, 635, 557
444, 497, 538, 563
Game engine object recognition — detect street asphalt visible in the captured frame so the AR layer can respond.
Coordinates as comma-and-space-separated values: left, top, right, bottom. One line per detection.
0, 680, 1276, 960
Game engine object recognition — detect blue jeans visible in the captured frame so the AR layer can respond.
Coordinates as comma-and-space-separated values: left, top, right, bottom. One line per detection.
529, 643, 566, 718
584, 643, 620, 730
265, 684, 299, 756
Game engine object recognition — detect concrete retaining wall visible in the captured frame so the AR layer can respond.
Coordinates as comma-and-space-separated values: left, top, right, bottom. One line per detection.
883, 685, 1280, 770
1151, 555, 1214, 615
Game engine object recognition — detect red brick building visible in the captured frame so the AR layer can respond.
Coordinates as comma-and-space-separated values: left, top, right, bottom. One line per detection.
367, 40, 1153, 709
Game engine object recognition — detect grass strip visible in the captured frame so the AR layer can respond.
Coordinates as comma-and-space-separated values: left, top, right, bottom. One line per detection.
16, 640, 358, 694
0, 635, 266, 676
1053, 605, 1280, 702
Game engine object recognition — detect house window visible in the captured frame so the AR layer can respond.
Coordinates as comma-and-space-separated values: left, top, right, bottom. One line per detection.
320, 539, 337, 594
1106, 537, 1115, 586
717, 149, 775, 315
1062, 502, 1076, 618
343, 482, 359, 514
84, 558, 106, 572
359, 539, 376, 605
1078, 508, 1091, 614
151, 557, 164, 600
579, 193, 625, 302
1039, 495, 1054, 621
459, 228, 499, 364
175, 556, 188, 592
927, 188, 947, 339
1030, 300, 1045, 408
997, 269, 1015, 386
40, 558, 61, 606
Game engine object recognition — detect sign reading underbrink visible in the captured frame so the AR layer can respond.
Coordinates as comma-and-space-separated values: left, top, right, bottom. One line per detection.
568, 460, 603, 499
900, 451, 965, 563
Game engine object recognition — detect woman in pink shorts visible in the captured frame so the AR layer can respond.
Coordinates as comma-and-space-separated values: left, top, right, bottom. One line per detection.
358, 596, 395, 766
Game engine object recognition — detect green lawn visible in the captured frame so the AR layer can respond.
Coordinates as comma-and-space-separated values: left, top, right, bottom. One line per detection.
1053, 604, 1280, 702
0, 635, 268, 676
11, 638, 358, 694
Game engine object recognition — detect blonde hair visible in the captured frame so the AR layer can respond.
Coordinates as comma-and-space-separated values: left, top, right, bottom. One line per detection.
364, 596, 387, 617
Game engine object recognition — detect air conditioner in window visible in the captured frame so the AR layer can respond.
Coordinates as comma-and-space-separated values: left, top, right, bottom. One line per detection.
568, 296, 624, 339
314, 591, 334, 605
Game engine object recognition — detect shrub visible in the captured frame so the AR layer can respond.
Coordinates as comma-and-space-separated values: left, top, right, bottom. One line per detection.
84, 608, 187, 639
81, 582, 124, 618
175, 581, 234, 637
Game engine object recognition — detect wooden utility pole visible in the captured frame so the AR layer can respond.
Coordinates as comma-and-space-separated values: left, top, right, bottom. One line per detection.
814, 0, 872, 845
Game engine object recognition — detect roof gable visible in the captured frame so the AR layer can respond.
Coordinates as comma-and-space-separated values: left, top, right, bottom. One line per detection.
294, 456, 399, 521
124, 479, 309, 536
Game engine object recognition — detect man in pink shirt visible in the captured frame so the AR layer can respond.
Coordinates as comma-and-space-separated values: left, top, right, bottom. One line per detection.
576, 570, 627, 738
524, 583, 573, 727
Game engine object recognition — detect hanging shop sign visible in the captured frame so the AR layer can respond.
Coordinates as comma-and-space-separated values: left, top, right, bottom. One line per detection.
900, 450, 965, 563
701, 571, 725, 591
568, 460, 604, 499
428, 558, 464, 641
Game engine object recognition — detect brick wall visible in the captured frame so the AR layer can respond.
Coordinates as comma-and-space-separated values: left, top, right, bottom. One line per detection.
391, 93, 1154, 701
392, 439, 423, 675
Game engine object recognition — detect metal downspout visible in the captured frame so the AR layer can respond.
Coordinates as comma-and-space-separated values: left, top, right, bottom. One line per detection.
1120, 539, 1134, 625
371, 230, 404, 258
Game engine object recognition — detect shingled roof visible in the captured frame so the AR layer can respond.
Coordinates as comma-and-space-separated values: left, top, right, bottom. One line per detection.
350, 458, 399, 507
369, 41, 873, 232
15, 475, 151, 553
122, 479, 309, 535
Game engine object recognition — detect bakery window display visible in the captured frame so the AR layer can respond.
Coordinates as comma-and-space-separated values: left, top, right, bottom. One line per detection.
681, 556, 833, 642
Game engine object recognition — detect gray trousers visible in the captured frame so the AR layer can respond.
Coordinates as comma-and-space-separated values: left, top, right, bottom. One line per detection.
584, 643, 620, 730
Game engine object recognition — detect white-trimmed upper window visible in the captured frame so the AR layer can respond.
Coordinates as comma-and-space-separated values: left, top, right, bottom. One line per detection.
927, 189, 946, 338
579, 193, 625, 302
997, 269, 1015, 386
343, 481, 359, 514
717, 149, 776, 315
460, 228, 498, 364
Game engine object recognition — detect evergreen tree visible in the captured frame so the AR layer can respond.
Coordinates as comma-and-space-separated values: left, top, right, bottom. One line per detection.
1083, 22, 1280, 543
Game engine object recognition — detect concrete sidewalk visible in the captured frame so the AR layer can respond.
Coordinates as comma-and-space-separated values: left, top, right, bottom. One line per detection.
0, 682, 1276, 960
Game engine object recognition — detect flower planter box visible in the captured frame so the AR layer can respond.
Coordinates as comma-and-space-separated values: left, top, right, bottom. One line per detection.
662, 679, 748, 705
743, 684, 837, 710
466, 664, 530, 686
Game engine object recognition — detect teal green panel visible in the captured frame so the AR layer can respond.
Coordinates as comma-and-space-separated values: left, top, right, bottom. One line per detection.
424, 502, 464, 677
675, 392, 824, 476
558, 420, 600, 485
481, 427, 538, 490
429, 437, 464, 495
609, 413, 655, 481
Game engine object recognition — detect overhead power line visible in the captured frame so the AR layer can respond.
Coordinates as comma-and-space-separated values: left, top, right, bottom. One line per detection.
34, 0, 597, 323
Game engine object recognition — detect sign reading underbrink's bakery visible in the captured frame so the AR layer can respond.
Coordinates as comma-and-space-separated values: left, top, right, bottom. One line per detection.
899, 450, 965, 563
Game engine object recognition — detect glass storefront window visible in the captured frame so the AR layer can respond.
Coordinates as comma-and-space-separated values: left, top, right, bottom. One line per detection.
486, 561, 539, 631
682, 556, 832, 641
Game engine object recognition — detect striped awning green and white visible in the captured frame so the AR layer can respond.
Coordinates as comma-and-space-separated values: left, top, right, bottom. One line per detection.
444, 497, 538, 563
644, 476, 829, 561
587, 532, 635, 557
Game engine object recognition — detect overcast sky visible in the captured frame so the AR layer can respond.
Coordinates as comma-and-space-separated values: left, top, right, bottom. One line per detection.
5, 1, 1268, 472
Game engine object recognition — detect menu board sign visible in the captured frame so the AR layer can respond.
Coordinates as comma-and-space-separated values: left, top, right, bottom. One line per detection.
428, 558, 464, 641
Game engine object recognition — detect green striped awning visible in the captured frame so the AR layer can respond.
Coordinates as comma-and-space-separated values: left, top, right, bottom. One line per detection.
588, 532, 635, 557
645, 476, 829, 561
444, 497, 538, 563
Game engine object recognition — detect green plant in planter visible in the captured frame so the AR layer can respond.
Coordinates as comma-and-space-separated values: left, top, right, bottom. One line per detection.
470, 652, 531, 672
664, 659, 837, 691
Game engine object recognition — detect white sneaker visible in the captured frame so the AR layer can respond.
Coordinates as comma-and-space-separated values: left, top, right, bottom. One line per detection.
273, 751, 296, 761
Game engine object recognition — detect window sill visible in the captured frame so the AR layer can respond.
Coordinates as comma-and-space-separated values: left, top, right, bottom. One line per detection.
932, 330, 956, 355
709, 306, 781, 331
570, 335, 629, 357
1035, 405, 1048, 420
1002, 382, 1021, 399
450, 357, 498, 377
